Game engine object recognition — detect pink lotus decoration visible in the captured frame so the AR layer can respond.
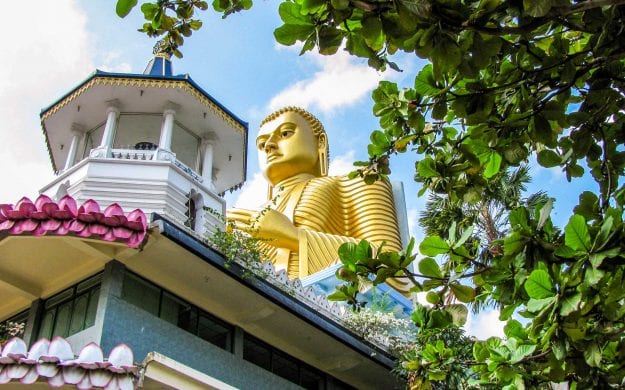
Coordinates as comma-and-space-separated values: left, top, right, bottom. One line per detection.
0, 195, 147, 248
0, 337, 136, 389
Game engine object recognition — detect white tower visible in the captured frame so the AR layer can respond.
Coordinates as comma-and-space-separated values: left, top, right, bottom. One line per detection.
38, 53, 248, 236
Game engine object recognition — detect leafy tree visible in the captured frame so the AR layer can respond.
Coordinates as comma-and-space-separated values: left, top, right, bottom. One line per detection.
117, 0, 625, 387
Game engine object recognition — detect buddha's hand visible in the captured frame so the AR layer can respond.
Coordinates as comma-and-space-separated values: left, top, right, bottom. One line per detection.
226, 208, 299, 251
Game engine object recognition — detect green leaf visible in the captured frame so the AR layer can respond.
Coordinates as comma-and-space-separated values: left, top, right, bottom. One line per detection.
524, 270, 555, 299
537, 199, 553, 229
116, 0, 138, 17
417, 157, 438, 178
278, 2, 311, 25
527, 296, 556, 312
450, 283, 475, 303
559, 292, 581, 316
274, 24, 315, 45
426, 291, 440, 304
419, 236, 450, 256
453, 225, 474, 249
537, 149, 561, 168
414, 65, 440, 96
510, 344, 536, 364
524, 0, 553, 17
370, 130, 390, 147
565, 214, 591, 252
503, 231, 527, 256
584, 343, 601, 368
483, 152, 502, 178
418, 257, 443, 278
473, 341, 490, 361
338, 242, 357, 268
445, 304, 468, 326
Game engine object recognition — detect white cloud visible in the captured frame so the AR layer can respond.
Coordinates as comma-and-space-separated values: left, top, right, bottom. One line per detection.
98, 50, 133, 73
0, 0, 94, 202
464, 309, 506, 340
269, 50, 390, 114
233, 172, 269, 209
328, 150, 356, 176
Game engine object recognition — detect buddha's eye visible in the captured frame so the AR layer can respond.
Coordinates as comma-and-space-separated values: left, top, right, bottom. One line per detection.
281, 129, 294, 138
256, 140, 266, 149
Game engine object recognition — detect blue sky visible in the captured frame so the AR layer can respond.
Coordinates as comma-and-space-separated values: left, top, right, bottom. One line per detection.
0, 0, 597, 339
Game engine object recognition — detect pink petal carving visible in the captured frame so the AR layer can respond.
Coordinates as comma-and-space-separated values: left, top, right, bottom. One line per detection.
102, 230, 117, 242
44, 336, 74, 363
107, 344, 134, 370
126, 209, 147, 230
7, 364, 29, 379
16, 197, 36, 215
117, 375, 135, 390
32, 224, 48, 237
0, 368, 10, 384
51, 209, 74, 220
76, 373, 93, 390
48, 372, 66, 387
35, 195, 54, 211
20, 367, 39, 384
88, 224, 109, 236
36, 363, 60, 378
112, 227, 132, 239
0, 203, 12, 221
79, 199, 101, 215
23, 338, 50, 363
89, 370, 113, 388
41, 219, 62, 232
42, 202, 60, 217
62, 366, 86, 385
15, 219, 39, 232
1, 337, 27, 362
127, 233, 145, 248
0, 219, 15, 231
73, 343, 104, 370
68, 220, 87, 233
30, 211, 48, 220
77, 213, 97, 223
104, 203, 124, 217
57, 195, 78, 218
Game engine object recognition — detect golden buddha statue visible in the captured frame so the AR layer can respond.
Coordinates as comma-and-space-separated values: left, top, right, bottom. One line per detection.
227, 107, 410, 294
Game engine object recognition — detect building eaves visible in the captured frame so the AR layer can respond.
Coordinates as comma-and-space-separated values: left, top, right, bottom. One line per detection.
152, 213, 396, 370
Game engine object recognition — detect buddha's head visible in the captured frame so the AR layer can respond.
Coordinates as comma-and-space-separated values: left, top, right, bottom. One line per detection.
257, 107, 329, 185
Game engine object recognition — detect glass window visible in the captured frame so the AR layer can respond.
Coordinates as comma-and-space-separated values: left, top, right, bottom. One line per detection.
82, 123, 105, 159
120, 272, 233, 352
273, 351, 299, 384
37, 274, 101, 340
300, 367, 325, 390
243, 336, 271, 370
198, 313, 231, 350
113, 114, 162, 150
121, 272, 160, 316
172, 122, 199, 170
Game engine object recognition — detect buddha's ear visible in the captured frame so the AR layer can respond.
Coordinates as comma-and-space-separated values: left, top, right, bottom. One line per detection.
317, 133, 328, 176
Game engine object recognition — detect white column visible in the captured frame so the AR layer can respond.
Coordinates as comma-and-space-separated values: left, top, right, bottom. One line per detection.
158, 108, 176, 151
202, 140, 214, 183
100, 104, 120, 149
63, 124, 84, 171
91, 100, 119, 158
155, 102, 180, 162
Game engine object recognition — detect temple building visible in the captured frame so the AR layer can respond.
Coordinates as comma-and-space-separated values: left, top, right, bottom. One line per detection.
0, 54, 408, 389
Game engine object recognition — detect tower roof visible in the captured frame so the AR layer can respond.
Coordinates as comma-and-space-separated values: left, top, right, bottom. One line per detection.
39, 55, 248, 195
143, 53, 173, 77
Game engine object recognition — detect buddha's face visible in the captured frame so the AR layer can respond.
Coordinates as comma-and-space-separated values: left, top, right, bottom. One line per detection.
257, 111, 320, 185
